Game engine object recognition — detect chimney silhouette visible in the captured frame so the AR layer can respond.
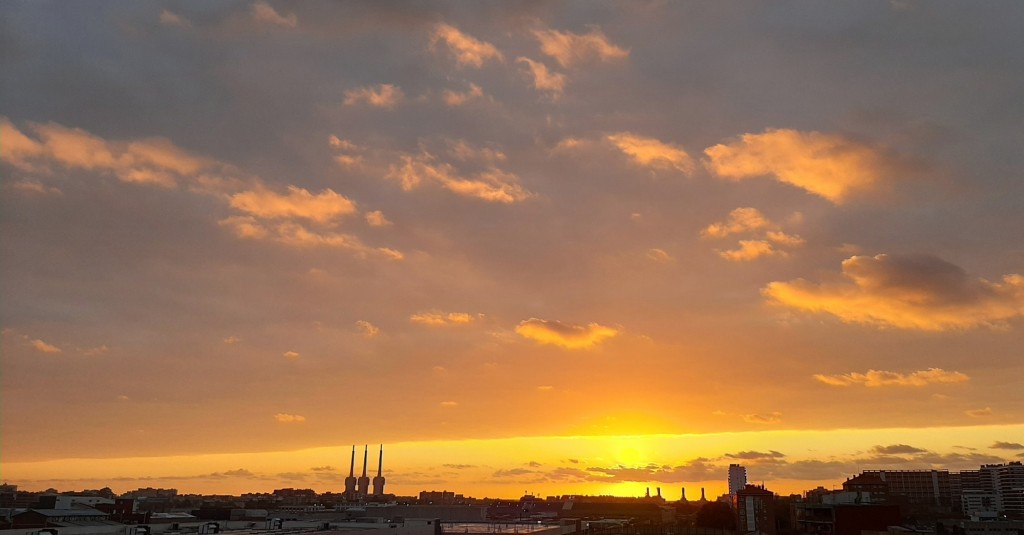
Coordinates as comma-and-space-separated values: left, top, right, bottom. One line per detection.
344, 446, 357, 499
372, 444, 386, 496
680, 487, 688, 502
357, 444, 370, 497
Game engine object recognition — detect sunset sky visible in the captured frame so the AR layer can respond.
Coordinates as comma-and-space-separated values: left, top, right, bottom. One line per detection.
2, 2, 1023, 500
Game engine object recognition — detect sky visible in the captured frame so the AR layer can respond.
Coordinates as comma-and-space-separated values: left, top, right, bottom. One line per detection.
2, 1, 1023, 500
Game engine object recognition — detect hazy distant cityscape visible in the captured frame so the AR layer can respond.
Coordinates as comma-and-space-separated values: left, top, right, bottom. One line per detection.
3, 448, 1022, 535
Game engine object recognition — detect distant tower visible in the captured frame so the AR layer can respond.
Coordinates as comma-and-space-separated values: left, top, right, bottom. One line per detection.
344, 446, 357, 500
729, 464, 748, 495
699, 488, 707, 502
372, 444, 386, 496
357, 444, 371, 498
680, 487, 688, 502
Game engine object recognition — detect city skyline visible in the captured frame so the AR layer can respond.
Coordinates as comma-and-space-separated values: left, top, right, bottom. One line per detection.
2, 3, 1023, 501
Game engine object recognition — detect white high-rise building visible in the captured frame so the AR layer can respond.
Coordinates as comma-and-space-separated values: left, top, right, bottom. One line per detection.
729, 464, 748, 495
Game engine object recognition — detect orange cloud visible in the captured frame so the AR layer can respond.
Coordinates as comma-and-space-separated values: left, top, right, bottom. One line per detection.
718, 240, 783, 262
442, 83, 484, 106
517, 57, 566, 95
251, 1, 297, 29
410, 311, 475, 326
431, 23, 503, 68
355, 320, 379, 337
344, 84, 404, 109
606, 133, 693, 174
274, 413, 306, 423
515, 318, 619, 349
647, 248, 672, 263
31, 339, 62, 354
229, 186, 356, 224
282, 351, 300, 360
364, 210, 391, 227
219, 218, 402, 260
386, 152, 530, 203
966, 408, 993, 418
704, 129, 899, 203
764, 254, 1024, 331
702, 207, 771, 238
533, 28, 629, 68
0, 117, 216, 188
814, 368, 969, 387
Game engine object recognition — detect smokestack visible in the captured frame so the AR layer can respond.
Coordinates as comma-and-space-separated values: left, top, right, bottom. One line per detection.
681, 487, 687, 502
372, 444, 386, 496
344, 445, 357, 499
645, 487, 650, 498
657, 487, 662, 498
700, 488, 706, 501
357, 445, 371, 497
362, 445, 368, 477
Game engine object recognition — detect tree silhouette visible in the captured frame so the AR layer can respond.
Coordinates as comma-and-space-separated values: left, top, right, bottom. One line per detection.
696, 501, 736, 530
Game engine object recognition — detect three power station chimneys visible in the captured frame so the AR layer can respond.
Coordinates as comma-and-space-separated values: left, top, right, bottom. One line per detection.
345, 444, 386, 499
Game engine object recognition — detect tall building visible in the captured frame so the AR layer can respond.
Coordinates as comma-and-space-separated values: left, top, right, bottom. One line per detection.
730, 464, 748, 496
357, 444, 371, 498
735, 484, 776, 535
960, 462, 1024, 519
372, 444, 386, 496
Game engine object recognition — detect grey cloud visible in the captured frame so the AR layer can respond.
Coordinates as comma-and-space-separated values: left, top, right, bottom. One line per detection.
872, 444, 927, 454
991, 441, 1024, 450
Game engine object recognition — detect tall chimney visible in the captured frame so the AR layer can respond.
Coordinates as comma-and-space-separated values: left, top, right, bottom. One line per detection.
344, 446, 357, 499
372, 444, 386, 496
357, 445, 371, 497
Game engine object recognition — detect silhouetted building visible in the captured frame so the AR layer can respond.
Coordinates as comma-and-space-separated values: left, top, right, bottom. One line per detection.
861, 470, 953, 508
730, 465, 749, 496
795, 501, 901, 535
735, 484, 776, 535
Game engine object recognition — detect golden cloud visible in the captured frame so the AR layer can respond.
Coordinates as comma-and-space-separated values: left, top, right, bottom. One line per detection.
965, 407, 993, 418
386, 152, 531, 203
704, 129, 899, 203
813, 368, 969, 387
533, 28, 629, 68
344, 84, 404, 109
764, 253, 1024, 331
364, 210, 391, 227
219, 218, 402, 260
0, 117, 215, 188
282, 351, 300, 360
31, 339, 62, 354
251, 1, 297, 29
515, 318, 619, 349
229, 186, 357, 224
431, 23, 503, 68
517, 57, 566, 95
274, 413, 306, 423
355, 320, 379, 338
702, 207, 771, 238
410, 311, 475, 326
607, 133, 693, 174
718, 240, 783, 262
